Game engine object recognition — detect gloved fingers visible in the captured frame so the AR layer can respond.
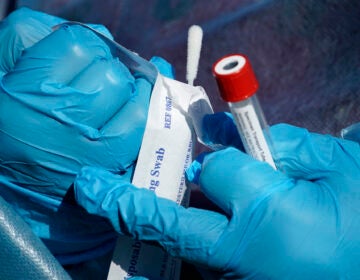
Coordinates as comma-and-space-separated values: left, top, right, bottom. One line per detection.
66, 57, 135, 129
100, 56, 174, 136
270, 123, 360, 180
197, 147, 291, 216
2, 23, 131, 131
202, 112, 243, 150
93, 56, 175, 179
3, 24, 113, 92
185, 152, 209, 185
99, 77, 151, 169
1, 22, 144, 172
186, 112, 248, 184
74, 166, 229, 267
98, 56, 175, 173
0, 8, 65, 74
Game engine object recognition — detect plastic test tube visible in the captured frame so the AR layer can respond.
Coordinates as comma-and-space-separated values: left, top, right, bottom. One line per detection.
213, 54, 277, 169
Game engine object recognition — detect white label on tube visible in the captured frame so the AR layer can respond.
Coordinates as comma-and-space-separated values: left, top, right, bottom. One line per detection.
231, 100, 276, 169
107, 74, 213, 280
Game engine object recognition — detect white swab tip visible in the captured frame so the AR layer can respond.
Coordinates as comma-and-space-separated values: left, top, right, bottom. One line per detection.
186, 25, 203, 85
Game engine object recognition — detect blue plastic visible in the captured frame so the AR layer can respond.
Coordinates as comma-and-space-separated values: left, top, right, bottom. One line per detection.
75, 113, 360, 279
0, 195, 71, 279
0, 8, 172, 265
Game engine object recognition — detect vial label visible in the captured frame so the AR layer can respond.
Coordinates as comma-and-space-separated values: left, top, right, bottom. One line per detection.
231, 102, 276, 169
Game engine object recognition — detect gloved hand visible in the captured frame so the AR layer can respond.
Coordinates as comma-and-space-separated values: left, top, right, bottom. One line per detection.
75, 113, 360, 279
0, 8, 173, 265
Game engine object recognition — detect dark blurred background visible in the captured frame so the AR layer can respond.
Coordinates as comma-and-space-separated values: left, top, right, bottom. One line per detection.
1, 0, 359, 278
3, 0, 359, 137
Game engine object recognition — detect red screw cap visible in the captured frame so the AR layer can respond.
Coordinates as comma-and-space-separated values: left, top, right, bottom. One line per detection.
212, 54, 259, 103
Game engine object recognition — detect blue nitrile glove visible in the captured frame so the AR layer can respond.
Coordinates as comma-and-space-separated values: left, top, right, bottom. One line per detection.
0, 8, 173, 265
74, 113, 360, 279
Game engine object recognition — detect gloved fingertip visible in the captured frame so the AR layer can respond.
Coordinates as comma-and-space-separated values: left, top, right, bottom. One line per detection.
269, 123, 307, 157
0, 7, 66, 73
185, 152, 209, 184
202, 112, 243, 150
150, 56, 175, 79
186, 161, 202, 184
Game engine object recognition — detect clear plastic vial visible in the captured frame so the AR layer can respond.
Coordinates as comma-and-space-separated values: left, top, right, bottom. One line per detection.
213, 54, 277, 169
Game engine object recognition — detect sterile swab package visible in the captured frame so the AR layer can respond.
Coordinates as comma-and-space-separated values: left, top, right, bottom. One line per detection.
108, 75, 212, 280
213, 54, 277, 169
53, 22, 213, 280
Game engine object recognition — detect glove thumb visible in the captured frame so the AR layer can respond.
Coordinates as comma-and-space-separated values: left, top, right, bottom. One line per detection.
195, 147, 290, 216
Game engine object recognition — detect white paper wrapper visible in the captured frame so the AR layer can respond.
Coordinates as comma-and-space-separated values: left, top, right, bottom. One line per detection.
108, 74, 213, 280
